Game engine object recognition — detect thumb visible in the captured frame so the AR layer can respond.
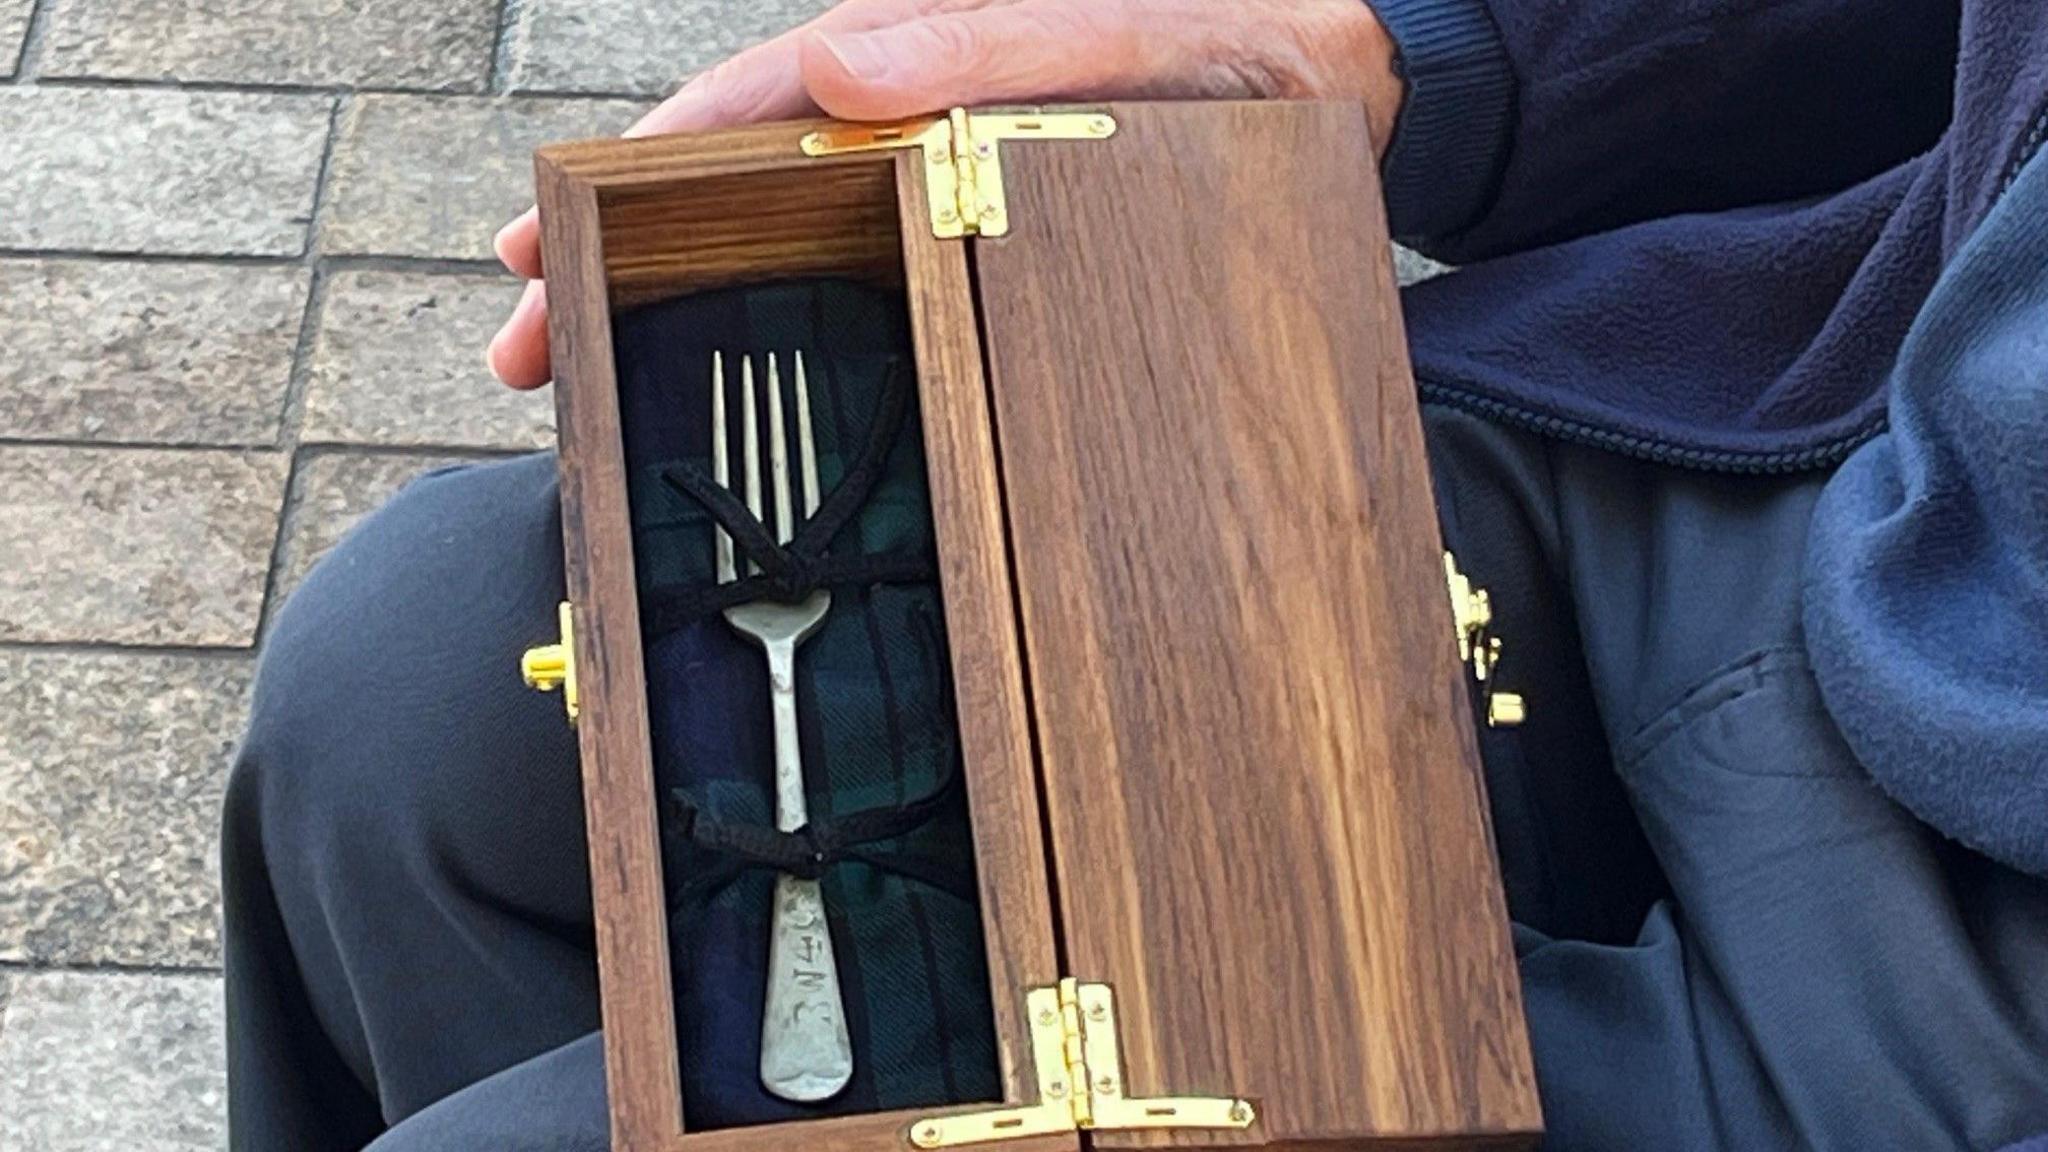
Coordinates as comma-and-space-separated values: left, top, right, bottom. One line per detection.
800, 6, 1133, 122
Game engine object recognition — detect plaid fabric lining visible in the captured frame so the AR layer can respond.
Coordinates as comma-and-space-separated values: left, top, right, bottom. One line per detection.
613, 280, 1000, 1128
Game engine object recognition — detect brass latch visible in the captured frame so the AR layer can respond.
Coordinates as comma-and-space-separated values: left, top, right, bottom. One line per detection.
908, 979, 1254, 1149
520, 601, 579, 723
801, 107, 1117, 238
1445, 554, 1526, 728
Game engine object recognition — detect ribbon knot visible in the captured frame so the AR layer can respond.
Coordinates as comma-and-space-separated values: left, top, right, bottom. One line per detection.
783, 820, 834, 879
765, 556, 822, 603
666, 759, 974, 910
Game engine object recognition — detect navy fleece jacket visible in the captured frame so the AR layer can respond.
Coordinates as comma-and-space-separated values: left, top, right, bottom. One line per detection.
1805, 144, 2048, 877
1377, 0, 2044, 466
1374, 1, 2048, 878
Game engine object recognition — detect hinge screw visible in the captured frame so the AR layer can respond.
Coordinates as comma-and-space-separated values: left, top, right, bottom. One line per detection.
980, 203, 1003, 219
1086, 1003, 1108, 1023
1089, 116, 1113, 134
937, 206, 959, 224
1037, 1007, 1057, 1026
975, 140, 994, 158
1047, 1079, 1067, 1099
1230, 1101, 1254, 1124
913, 1121, 943, 1147
1095, 1074, 1117, 1094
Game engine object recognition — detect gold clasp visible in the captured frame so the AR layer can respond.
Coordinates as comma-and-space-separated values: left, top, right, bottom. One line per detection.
908, 979, 1253, 1149
520, 601, 579, 723
801, 108, 1116, 239
1445, 554, 1525, 728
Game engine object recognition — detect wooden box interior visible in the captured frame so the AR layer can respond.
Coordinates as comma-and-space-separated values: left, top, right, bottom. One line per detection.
537, 120, 1069, 1152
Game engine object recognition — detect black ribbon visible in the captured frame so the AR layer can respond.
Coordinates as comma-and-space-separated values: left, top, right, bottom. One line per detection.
643, 359, 934, 635
666, 757, 976, 909
650, 357, 974, 911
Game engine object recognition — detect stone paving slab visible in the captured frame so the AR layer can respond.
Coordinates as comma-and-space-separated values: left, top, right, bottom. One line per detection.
271, 450, 486, 609
0, 651, 251, 968
303, 269, 556, 450
39, 0, 497, 90
0, 88, 332, 257
321, 94, 642, 260
0, 970, 226, 1151
1, 0, 29, 79
504, 0, 834, 96
0, 260, 309, 446
0, 447, 289, 647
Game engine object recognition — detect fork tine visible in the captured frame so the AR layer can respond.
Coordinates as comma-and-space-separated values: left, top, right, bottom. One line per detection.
741, 354, 762, 575
794, 352, 820, 518
767, 353, 794, 545
712, 352, 735, 585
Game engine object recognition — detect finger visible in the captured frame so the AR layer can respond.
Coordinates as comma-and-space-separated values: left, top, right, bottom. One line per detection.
493, 45, 814, 282
496, 30, 819, 280
488, 280, 553, 390
801, 4, 1140, 122
621, 0, 1014, 137
495, 0, 1009, 283
493, 0, 1032, 375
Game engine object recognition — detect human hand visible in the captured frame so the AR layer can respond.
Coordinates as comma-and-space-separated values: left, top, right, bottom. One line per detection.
486, 0, 1403, 389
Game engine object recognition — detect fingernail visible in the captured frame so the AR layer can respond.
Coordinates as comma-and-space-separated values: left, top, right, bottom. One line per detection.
819, 32, 893, 83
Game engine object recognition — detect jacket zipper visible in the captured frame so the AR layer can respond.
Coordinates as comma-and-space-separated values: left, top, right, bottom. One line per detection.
2001, 97, 2048, 196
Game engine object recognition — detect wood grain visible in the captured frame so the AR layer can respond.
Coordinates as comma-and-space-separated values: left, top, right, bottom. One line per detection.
599, 163, 902, 306
540, 121, 904, 307
972, 101, 1542, 1148
539, 117, 863, 187
895, 151, 1072, 1117
535, 154, 684, 1152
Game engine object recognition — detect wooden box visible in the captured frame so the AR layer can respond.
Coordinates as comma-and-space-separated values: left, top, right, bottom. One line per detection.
527, 100, 1539, 1152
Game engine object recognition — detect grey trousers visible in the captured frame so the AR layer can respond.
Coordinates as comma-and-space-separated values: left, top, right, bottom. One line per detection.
223, 407, 2048, 1152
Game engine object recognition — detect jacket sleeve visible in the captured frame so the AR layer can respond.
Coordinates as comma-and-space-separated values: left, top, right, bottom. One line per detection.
1370, 0, 1961, 262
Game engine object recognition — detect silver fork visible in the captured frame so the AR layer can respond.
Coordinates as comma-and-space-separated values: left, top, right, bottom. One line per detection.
711, 351, 853, 1103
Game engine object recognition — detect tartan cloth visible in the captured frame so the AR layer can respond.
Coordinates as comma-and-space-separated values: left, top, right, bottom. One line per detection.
612, 280, 1000, 1128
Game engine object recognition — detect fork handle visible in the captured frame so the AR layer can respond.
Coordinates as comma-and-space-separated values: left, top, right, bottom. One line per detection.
759, 639, 852, 1101
761, 873, 852, 1100
766, 639, 808, 834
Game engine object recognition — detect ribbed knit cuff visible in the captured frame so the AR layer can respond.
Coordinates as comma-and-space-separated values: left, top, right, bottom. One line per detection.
1367, 0, 1516, 245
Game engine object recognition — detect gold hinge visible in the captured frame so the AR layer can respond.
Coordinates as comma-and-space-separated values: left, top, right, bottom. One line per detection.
908, 978, 1254, 1149
519, 601, 579, 723
801, 107, 1117, 238
1445, 554, 1525, 728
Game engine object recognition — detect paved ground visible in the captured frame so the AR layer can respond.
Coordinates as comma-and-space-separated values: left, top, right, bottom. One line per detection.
0, 4, 1445, 1145
0, 2, 835, 1146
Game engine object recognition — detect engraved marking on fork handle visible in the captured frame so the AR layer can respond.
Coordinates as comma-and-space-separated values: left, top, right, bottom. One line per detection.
759, 637, 852, 1100
762, 873, 853, 1100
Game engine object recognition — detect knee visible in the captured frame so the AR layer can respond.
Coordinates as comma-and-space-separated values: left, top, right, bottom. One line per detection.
363, 1033, 609, 1152
232, 454, 579, 865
